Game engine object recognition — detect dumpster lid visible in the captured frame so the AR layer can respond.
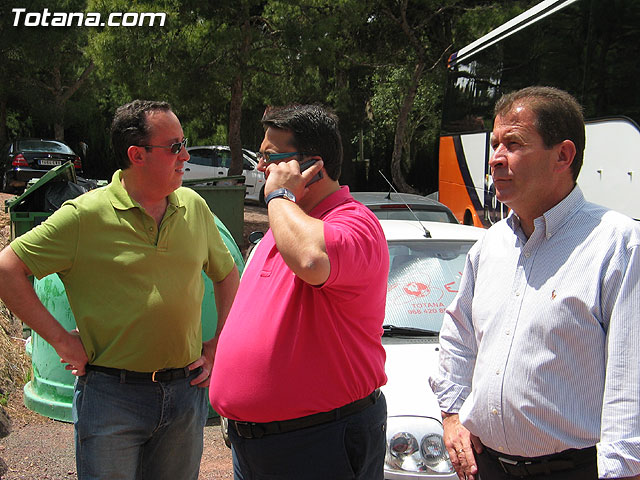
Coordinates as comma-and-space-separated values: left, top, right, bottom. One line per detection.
6, 162, 77, 212
181, 175, 246, 187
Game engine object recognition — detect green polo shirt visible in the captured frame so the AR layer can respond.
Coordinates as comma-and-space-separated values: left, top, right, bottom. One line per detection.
11, 170, 235, 371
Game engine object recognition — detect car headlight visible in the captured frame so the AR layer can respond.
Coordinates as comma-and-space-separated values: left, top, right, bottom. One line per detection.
385, 416, 453, 475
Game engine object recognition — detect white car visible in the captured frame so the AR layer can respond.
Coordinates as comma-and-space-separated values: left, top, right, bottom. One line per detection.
379, 219, 484, 479
184, 146, 266, 203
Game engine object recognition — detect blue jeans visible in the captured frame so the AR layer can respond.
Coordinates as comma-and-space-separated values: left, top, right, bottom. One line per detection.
72, 370, 208, 480
230, 392, 387, 480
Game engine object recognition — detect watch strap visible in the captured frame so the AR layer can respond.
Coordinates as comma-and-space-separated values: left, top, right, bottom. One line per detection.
265, 188, 296, 206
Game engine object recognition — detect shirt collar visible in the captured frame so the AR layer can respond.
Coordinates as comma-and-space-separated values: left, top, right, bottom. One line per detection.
506, 185, 585, 239
309, 185, 352, 218
106, 169, 182, 211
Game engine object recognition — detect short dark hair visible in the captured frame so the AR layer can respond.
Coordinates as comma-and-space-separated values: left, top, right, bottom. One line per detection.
494, 86, 585, 181
111, 100, 172, 169
261, 104, 343, 180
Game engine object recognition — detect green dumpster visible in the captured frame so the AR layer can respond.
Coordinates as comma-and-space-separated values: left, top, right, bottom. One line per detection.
6, 162, 78, 241
183, 175, 246, 247
23, 215, 244, 422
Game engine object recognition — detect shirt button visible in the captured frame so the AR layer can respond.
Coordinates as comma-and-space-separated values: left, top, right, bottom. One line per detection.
149, 227, 153, 231
505, 330, 510, 335
524, 252, 531, 258
492, 409, 498, 415
496, 370, 501, 375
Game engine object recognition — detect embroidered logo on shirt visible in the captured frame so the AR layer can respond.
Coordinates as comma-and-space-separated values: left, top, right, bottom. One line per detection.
551, 290, 556, 300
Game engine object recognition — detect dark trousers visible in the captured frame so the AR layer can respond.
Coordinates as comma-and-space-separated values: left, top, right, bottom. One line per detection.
475, 447, 598, 480
229, 393, 387, 480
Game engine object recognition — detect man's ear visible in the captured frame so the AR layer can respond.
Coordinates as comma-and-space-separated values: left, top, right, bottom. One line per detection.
127, 145, 145, 166
555, 139, 576, 174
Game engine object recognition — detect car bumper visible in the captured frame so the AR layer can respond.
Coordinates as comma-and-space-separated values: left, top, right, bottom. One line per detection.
5, 168, 50, 186
382, 339, 456, 479
385, 470, 457, 480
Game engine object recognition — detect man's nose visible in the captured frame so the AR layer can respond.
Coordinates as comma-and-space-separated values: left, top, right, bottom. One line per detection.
489, 147, 505, 168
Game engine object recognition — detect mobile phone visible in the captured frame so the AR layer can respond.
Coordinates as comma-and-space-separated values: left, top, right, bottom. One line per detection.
300, 159, 323, 186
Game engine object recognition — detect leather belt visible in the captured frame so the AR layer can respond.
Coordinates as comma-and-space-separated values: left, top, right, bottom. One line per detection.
484, 445, 596, 477
86, 364, 197, 383
229, 389, 381, 439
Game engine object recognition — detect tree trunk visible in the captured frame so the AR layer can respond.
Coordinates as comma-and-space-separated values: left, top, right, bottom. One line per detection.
0, 98, 7, 147
42, 61, 95, 142
228, 19, 251, 177
390, 60, 425, 193
228, 74, 244, 176
52, 67, 65, 141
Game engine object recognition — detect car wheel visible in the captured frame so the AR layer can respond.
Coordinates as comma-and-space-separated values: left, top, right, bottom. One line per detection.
2, 172, 13, 194
220, 416, 231, 448
259, 186, 266, 206
463, 210, 474, 226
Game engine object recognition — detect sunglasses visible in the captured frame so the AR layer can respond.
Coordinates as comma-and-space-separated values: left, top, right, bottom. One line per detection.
141, 138, 188, 155
256, 151, 311, 163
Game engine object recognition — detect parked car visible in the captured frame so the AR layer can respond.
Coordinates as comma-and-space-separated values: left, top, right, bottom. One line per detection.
379, 219, 483, 479
183, 146, 266, 204
1, 138, 82, 194
353, 192, 459, 224
224, 218, 484, 479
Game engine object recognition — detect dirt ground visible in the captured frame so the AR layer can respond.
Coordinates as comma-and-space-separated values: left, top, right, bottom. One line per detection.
0, 191, 269, 480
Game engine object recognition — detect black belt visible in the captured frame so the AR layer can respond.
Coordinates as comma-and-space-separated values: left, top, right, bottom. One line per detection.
229, 389, 381, 439
86, 364, 197, 383
484, 445, 597, 477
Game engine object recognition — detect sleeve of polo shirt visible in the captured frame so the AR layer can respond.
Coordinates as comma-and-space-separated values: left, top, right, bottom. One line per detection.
10, 203, 79, 280
429, 239, 480, 414
321, 208, 387, 291
202, 207, 235, 283
597, 243, 640, 479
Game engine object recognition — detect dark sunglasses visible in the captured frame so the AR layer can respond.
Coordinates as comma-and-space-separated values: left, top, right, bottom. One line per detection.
141, 138, 188, 155
256, 151, 311, 163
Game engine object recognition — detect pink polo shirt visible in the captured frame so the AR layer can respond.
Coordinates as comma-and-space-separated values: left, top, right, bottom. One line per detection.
210, 186, 388, 422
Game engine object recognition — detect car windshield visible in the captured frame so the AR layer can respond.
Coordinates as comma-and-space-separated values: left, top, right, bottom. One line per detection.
19, 140, 73, 154
385, 239, 474, 332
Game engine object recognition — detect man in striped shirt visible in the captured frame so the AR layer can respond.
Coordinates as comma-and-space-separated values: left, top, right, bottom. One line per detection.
430, 86, 640, 480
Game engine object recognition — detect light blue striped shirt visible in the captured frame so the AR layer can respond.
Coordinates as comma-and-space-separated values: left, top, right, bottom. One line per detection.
430, 186, 640, 479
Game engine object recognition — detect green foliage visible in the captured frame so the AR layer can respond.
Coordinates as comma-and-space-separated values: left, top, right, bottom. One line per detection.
1, 0, 529, 189
183, 119, 228, 147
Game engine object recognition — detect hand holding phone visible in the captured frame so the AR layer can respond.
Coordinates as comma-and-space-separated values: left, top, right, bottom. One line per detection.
300, 159, 323, 186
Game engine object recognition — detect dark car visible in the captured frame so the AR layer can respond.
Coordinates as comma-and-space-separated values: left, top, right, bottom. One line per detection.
1, 138, 82, 194
352, 192, 459, 224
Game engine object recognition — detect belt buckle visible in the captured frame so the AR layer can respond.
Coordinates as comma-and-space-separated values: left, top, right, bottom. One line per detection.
497, 456, 528, 476
234, 421, 261, 439
152, 370, 160, 382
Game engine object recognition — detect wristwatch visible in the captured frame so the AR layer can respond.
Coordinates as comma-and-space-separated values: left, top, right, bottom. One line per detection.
265, 188, 296, 206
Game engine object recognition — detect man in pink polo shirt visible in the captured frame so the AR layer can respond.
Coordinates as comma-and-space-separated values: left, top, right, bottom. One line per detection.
210, 104, 389, 479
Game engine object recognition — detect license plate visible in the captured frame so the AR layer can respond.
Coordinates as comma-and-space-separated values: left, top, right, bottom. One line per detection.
38, 159, 62, 166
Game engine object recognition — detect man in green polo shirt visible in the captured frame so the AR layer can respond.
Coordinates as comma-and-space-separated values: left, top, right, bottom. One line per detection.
0, 100, 239, 480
